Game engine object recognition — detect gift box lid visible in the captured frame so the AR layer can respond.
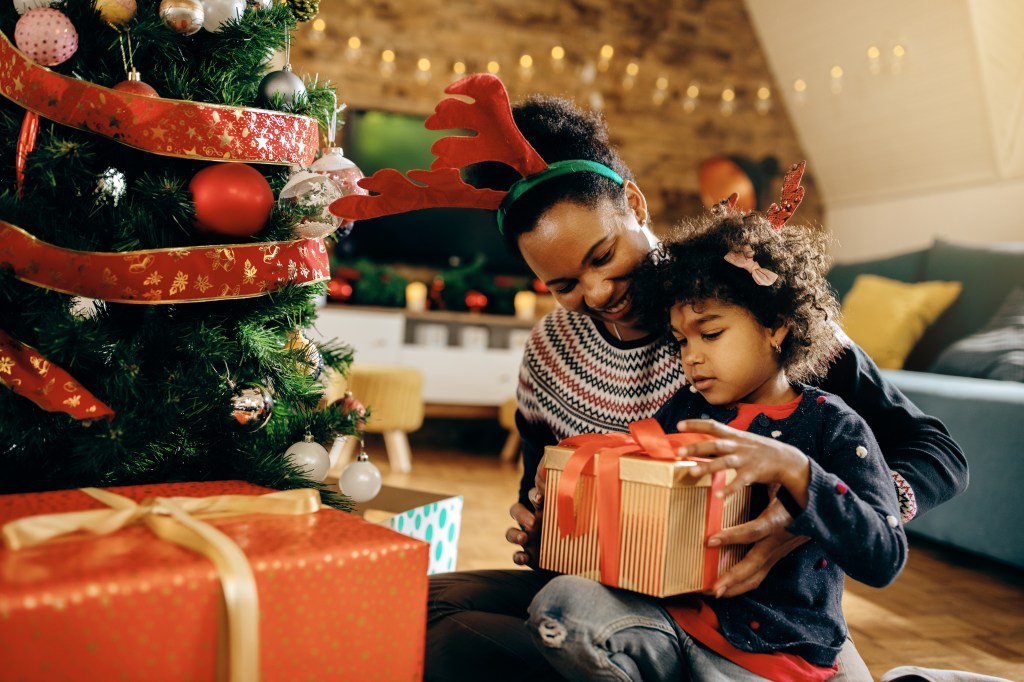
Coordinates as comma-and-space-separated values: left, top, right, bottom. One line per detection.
543, 445, 737, 488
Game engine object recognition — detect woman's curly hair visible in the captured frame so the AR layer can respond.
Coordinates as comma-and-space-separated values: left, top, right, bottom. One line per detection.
631, 208, 841, 383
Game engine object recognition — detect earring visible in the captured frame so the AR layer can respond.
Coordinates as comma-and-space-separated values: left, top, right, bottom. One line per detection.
772, 342, 782, 354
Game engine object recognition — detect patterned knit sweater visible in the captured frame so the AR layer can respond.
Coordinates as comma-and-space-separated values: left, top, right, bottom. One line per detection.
515, 307, 968, 522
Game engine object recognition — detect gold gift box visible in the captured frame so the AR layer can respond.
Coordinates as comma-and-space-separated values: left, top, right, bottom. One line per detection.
539, 444, 753, 597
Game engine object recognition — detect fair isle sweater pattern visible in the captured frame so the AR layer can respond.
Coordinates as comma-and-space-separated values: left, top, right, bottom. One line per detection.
517, 307, 687, 442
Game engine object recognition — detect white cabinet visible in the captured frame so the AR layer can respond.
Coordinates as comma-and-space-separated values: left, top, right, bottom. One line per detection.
310, 306, 532, 407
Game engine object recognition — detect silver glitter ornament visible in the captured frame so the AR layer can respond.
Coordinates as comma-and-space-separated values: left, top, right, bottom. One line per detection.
229, 383, 273, 431
94, 167, 127, 207
160, 0, 204, 36
257, 64, 306, 109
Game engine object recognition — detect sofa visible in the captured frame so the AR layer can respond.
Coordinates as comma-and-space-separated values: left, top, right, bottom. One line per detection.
827, 239, 1024, 570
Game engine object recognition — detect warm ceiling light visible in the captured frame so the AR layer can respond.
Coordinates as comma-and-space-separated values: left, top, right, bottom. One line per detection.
487, 60, 500, 73
520, 54, 533, 69
600, 44, 614, 59
655, 76, 668, 91
417, 58, 431, 72
347, 36, 361, 50
831, 65, 844, 78
453, 61, 466, 75
793, 79, 807, 92
866, 45, 880, 59
686, 82, 700, 98
311, 18, 326, 32
893, 44, 906, 57
721, 87, 735, 102
551, 45, 565, 60
381, 49, 395, 63
757, 86, 771, 100
626, 62, 639, 77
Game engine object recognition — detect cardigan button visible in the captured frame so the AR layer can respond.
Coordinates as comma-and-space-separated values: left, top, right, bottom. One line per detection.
750, 620, 760, 630
855, 445, 868, 458
816, 395, 826, 404
816, 557, 829, 569
755, 415, 770, 427
886, 515, 899, 528
771, 430, 782, 438
835, 482, 849, 494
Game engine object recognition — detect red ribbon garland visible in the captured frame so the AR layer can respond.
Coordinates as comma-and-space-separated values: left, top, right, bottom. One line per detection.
556, 419, 726, 590
0, 329, 114, 420
0, 30, 318, 166
0, 221, 329, 304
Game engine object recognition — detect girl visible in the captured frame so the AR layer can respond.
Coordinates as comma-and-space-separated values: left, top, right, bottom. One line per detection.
523, 193, 908, 681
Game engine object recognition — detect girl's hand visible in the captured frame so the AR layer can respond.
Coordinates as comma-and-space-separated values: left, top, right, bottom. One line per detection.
675, 419, 811, 507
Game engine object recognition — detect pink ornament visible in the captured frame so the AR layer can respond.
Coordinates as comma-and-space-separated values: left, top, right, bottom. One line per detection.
14, 8, 78, 67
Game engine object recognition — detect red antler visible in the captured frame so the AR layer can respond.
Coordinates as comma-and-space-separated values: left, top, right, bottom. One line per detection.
329, 74, 548, 223
329, 168, 506, 221
766, 161, 806, 229
427, 73, 548, 176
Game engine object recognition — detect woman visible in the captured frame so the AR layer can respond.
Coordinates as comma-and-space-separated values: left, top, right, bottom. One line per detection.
332, 75, 967, 681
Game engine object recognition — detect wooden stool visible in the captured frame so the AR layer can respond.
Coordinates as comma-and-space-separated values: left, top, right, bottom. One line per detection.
325, 364, 424, 474
498, 397, 520, 463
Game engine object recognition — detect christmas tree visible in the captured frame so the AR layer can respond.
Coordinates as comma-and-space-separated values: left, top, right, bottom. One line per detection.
0, 0, 357, 507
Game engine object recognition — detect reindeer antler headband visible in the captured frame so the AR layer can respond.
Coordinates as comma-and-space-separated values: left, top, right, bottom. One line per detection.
328, 74, 625, 234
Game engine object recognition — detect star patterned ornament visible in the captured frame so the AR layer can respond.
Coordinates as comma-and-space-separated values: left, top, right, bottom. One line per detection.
94, 167, 127, 207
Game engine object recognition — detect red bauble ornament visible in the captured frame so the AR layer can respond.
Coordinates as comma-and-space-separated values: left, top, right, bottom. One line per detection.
465, 290, 488, 313
327, 278, 353, 302
113, 70, 159, 97
335, 391, 366, 429
189, 163, 273, 237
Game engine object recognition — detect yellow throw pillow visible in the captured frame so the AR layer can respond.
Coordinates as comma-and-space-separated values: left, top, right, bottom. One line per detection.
840, 274, 963, 369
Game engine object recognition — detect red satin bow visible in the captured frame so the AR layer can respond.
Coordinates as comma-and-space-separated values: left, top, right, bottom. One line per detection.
556, 419, 726, 590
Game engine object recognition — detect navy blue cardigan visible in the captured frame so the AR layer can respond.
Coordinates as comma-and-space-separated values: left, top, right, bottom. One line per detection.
655, 384, 908, 666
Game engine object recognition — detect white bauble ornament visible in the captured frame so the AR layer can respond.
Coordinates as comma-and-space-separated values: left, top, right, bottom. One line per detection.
279, 169, 342, 239
201, 0, 244, 32
339, 450, 382, 503
285, 433, 330, 482
13, 0, 50, 14
310, 147, 367, 237
69, 296, 104, 320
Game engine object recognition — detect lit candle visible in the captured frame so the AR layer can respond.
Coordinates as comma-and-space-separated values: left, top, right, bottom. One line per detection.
514, 291, 537, 320
406, 281, 427, 312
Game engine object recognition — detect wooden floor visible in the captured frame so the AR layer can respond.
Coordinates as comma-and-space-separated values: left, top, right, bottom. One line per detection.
368, 420, 1024, 681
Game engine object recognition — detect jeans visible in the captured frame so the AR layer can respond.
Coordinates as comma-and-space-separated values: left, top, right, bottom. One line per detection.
425, 569, 873, 682
527, 574, 770, 681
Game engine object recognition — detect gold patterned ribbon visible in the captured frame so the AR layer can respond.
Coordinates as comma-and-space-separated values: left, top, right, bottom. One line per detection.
0, 221, 329, 303
2, 486, 324, 682
0, 30, 318, 166
0, 329, 114, 420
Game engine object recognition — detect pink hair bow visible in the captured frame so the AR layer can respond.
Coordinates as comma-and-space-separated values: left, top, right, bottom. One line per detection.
724, 247, 778, 286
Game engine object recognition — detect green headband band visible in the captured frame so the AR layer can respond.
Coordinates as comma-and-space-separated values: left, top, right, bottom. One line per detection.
496, 159, 625, 235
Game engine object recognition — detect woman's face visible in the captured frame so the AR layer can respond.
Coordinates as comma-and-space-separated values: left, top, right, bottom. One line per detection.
516, 182, 654, 336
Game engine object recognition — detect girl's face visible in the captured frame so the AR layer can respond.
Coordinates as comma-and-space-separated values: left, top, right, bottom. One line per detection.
516, 181, 655, 338
669, 299, 792, 406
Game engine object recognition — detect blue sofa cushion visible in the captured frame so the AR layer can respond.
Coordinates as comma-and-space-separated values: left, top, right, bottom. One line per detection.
930, 287, 1024, 382
827, 248, 928, 302
905, 240, 1024, 370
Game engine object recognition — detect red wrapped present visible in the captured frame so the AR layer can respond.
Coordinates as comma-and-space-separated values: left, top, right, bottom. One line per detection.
0, 481, 428, 681
539, 419, 753, 597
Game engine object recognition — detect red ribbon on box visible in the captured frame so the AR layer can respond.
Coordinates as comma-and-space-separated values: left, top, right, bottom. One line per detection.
556, 419, 726, 591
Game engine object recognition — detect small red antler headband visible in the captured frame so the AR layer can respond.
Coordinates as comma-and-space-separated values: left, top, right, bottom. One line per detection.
328, 74, 624, 234
766, 161, 806, 229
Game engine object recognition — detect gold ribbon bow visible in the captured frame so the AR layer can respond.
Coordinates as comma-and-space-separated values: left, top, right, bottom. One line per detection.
2, 486, 323, 682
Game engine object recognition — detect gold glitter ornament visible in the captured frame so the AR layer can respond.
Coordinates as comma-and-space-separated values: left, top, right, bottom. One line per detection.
287, 0, 319, 22
284, 327, 324, 380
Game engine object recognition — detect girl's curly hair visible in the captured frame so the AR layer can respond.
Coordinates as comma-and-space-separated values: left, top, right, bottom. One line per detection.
631, 208, 841, 383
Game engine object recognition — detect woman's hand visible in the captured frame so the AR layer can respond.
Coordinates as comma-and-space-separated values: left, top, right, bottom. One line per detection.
675, 418, 812, 597
676, 419, 811, 507
706, 498, 808, 597
506, 462, 548, 567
